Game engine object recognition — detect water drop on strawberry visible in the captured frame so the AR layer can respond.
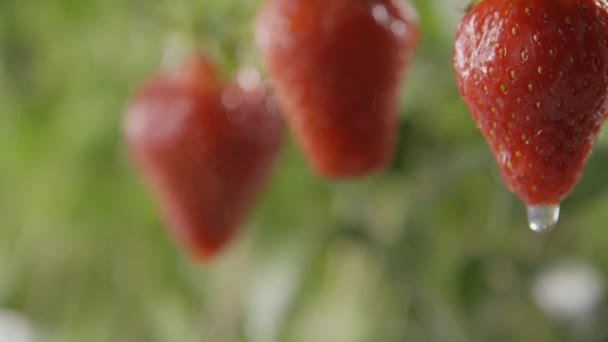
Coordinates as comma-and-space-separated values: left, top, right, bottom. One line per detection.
454, 0, 608, 231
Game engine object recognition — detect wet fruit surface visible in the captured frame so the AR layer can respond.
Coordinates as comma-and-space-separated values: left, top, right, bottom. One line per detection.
454, 0, 608, 206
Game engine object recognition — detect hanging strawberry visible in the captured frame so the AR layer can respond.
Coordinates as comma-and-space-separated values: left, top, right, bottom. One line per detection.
453, 0, 608, 232
255, 0, 419, 178
123, 55, 283, 260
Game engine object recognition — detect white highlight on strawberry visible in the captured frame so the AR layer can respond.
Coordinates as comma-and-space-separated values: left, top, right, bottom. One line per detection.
237, 67, 262, 92
371, 3, 409, 38
125, 97, 193, 145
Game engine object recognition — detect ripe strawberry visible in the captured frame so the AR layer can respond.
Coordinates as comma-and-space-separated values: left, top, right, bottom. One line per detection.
255, 0, 419, 178
123, 55, 282, 260
454, 0, 608, 208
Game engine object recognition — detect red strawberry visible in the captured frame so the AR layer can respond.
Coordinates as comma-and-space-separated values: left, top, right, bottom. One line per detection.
123, 55, 282, 260
454, 0, 608, 230
255, 0, 419, 178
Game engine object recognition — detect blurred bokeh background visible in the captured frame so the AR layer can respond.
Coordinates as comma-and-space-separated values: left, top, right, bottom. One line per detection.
3, 0, 608, 341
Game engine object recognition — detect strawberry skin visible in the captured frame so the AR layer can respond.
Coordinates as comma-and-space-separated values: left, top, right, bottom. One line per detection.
454, 0, 608, 205
255, 0, 419, 178
124, 56, 282, 260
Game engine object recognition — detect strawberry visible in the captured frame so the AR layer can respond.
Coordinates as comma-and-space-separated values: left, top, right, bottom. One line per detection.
255, 0, 419, 178
123, 55, 282, 260
453, 0, 608, 214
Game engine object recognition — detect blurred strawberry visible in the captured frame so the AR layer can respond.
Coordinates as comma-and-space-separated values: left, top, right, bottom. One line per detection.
454, 0, 608, 215
123, 55, 282, 260
255, 0, 419, 178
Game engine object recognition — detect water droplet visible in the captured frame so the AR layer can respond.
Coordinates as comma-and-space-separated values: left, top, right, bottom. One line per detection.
527, 204, 560, 233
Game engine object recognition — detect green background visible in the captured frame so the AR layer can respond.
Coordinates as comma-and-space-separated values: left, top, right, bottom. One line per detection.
2, 0, 608, 341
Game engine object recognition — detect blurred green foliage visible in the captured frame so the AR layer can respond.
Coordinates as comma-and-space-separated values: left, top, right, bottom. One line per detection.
2, 0, 608, 341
